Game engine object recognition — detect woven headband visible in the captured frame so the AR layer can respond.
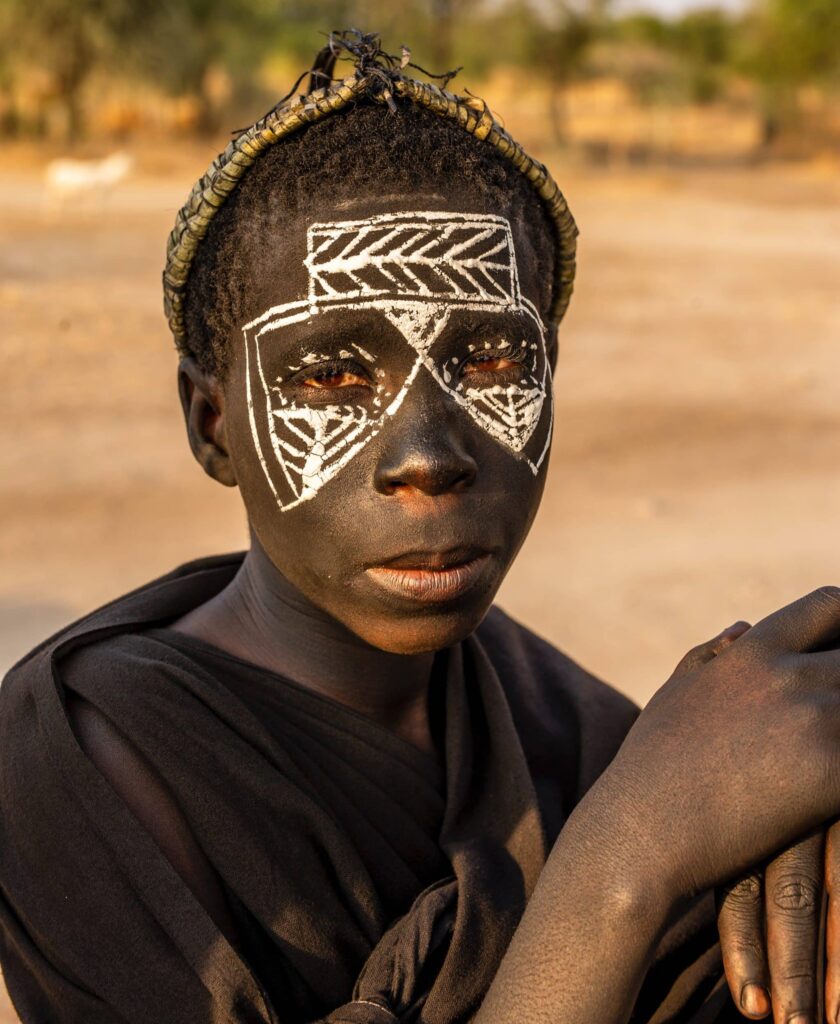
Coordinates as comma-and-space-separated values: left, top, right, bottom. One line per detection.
163, 34, 579, 351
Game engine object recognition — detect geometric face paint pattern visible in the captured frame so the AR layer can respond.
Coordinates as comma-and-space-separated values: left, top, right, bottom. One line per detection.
243, 211, 552, 511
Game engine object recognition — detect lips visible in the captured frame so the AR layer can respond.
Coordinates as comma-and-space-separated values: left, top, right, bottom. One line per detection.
365, 547, 492, 603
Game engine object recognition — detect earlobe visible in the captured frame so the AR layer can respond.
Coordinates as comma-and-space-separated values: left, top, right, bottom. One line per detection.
177, 357, 238, 488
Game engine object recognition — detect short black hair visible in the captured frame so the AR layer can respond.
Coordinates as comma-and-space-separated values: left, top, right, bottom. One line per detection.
183, 99, 558, 380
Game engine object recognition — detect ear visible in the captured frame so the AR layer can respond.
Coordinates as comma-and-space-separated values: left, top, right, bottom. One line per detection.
546, 322, 559, 374
177, 357, 237, 487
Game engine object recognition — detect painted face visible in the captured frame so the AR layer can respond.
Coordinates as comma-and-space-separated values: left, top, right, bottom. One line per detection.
223, 201, 554, 653
244, 211, 552, 510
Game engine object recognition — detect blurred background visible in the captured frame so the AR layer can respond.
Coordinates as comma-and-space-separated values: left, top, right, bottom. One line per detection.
0, 8, 838, 1006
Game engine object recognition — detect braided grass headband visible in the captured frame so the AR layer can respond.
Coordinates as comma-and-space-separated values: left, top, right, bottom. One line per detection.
163, 33, 579, 351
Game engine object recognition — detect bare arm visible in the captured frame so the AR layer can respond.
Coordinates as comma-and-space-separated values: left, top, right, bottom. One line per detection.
479, 589, 840, 1024
476, 782, 672, 1024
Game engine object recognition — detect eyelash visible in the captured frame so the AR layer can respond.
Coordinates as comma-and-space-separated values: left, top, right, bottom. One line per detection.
459, 344, 528, 374
281, 340, 531, 399
290, 358, 372, 388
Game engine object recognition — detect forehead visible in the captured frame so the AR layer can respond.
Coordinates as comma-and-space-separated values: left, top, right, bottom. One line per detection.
306, 211, 520, 307
239, 192, 544, 319
244, 209, 543, 339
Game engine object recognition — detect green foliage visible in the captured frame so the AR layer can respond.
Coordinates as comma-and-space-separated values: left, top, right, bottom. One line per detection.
608, 7, 735, 104
1, 0, 139, 136
0, 0, 837, 143
741, 0, 840, 88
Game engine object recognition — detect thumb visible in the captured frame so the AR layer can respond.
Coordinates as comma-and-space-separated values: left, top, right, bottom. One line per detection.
672, 621, 752, 676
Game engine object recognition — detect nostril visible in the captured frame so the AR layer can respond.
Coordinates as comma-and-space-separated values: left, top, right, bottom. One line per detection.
381, 477, 408, 495
375, 451, 477, 497
452, 466, 476, 491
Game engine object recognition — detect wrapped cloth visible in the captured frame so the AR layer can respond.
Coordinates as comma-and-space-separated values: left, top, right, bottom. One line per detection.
0, 555, 737, 1022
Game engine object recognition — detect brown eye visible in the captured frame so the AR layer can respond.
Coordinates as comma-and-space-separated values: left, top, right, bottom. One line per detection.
461, 355, 519, 376
303, 370, 368, 389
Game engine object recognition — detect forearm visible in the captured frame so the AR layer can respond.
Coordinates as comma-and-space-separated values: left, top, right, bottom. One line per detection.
476, 780, 675, 1024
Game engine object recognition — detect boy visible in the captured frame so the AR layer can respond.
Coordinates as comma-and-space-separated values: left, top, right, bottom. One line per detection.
3, 32, 840, 1024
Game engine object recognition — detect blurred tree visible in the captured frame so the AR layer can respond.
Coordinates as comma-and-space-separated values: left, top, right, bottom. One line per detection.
0, 0, 139, 140
527, 0, 613, 141
0, 1, 17, 135
740, 0, 840, 145
607, 9, 735, 105
0, 0, 279, 138
133, 0, 278, 134
670, 9, 733, 103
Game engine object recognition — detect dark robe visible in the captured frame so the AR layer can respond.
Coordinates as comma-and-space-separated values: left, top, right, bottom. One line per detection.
0, 554, 737, 1023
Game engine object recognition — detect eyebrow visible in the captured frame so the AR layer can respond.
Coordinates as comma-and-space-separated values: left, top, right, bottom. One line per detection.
438, 308, 542, 342
256, 305, 406, 360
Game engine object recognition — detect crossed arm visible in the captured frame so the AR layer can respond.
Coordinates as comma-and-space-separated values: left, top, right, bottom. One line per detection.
67, 587, 840, 1024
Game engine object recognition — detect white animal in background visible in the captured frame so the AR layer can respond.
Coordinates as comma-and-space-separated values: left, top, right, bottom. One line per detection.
43, 151, 133, 215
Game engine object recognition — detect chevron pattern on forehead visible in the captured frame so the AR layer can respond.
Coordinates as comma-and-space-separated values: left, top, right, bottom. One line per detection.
304, 211, 520, 306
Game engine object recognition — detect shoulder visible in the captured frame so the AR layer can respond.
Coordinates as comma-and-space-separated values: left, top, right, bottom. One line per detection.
1, 551, 243, 691
0, 627, 227, 812
476, 606, 639, 809
63, 692, 240, 946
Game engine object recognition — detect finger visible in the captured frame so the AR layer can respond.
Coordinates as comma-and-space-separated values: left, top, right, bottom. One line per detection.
717, 872, 771, 1018
749, 586, 840, 654
673, 622, 752, 676
823, 822, 840, 1022
765, 830, 824, 1024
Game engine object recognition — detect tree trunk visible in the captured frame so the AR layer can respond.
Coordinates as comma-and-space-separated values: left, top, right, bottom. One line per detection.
548, 79, 570, 144
430, 0, 454, 71
57, 19, 91, 144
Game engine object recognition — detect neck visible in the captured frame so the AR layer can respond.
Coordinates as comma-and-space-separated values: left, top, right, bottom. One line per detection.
173, 541, 438, 754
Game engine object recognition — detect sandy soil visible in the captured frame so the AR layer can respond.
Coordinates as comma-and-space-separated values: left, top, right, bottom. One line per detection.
0, 144, 838, 1019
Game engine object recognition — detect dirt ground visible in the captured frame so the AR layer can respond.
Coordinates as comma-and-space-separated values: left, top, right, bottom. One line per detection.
0, 143, 838, 1019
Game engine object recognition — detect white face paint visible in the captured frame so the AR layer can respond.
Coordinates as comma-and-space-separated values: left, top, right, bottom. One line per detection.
243, 211, 552, 511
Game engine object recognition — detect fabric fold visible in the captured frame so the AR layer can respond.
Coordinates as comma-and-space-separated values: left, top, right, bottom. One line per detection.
0, 554, 731, 1023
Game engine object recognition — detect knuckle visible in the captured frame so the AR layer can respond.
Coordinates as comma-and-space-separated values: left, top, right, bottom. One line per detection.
777, 957, 815, 983
725, 935, 765, 961
677, 645, 707, 672
771, 873, 820, 914
814, 585, 840, 605
722, 874, 763, 909
805, 585, 840, 625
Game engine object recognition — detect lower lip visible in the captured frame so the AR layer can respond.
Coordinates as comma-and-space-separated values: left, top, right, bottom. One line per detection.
365, 555, 491, 603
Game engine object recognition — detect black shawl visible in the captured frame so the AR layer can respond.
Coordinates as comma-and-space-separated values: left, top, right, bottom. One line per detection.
0, 554, 735, 1022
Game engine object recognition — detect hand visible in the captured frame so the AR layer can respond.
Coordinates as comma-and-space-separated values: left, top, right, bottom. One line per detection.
595, 587, 840, 910
718, 824, 840, 1024
679, 625, 827, 1024
671, 619, 840, 1024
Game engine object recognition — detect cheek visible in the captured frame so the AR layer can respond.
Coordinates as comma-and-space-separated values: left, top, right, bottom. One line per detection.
459, 375, 546, 455
456, 363, 553, 483
223, 380, 363, 561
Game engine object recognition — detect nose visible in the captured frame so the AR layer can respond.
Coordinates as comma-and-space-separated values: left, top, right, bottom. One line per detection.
374, 391, 478, 498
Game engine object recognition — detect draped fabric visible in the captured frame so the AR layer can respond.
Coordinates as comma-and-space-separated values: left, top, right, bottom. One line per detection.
0, 554, 737, 1022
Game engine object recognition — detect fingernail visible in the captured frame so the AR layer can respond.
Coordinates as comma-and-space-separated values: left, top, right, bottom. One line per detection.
740, 983, 770, 1017
786, 1016, 811, 1024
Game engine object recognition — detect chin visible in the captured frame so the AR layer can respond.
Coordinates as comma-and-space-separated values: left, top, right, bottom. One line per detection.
348, 604, 493, 655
